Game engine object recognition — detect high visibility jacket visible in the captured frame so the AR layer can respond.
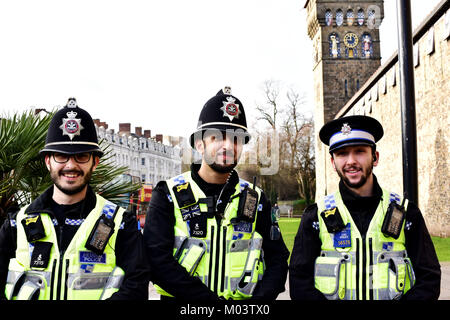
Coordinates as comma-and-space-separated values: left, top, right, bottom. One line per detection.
155, 172, 265, 300
5, 194, 125, 300
314, 189, 416, 300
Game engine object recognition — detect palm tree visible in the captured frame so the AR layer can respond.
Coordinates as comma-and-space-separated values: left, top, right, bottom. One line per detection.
0, 110, 141, 224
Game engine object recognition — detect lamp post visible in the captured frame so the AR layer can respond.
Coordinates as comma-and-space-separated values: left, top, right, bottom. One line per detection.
396, 0, 418, 204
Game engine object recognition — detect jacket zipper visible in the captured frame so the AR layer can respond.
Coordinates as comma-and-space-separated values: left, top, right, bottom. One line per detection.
369, 238, 374, 300
360, 236, 374, 300
362, 234, 366, 300
55, 225, 63, 300
55, 224, 68, 300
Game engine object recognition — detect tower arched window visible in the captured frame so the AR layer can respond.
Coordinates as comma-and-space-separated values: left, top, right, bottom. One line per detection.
357, 9, 365, 26
367, 9, 376, 28
325, 9, 333, 26
336, 9, 344, 26
346, 9, 354, 26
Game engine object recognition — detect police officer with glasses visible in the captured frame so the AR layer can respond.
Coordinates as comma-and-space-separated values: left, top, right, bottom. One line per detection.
144, 87, 289, 300
289, 115, 441, 300
0, 98, 149, 300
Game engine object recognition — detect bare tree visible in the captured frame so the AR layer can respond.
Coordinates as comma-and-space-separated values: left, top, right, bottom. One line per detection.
241, 80, 315, 204
282, 89, 315, 204
256, 80, 280, 130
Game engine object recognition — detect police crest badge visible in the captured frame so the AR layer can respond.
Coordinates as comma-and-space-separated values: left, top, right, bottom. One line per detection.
59, 98, 84, 140
60, 110, 84, 140
341, 123, 352, 135
221, 96, 241, 121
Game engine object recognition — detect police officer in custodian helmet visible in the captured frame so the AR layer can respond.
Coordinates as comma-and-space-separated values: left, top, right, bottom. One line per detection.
289, 115, 441, 300
0, 98, 149, 300
144, 87, 289, 300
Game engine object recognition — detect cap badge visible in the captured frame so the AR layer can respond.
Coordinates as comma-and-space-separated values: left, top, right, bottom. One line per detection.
221, 96, 241, 121
341, 123, 352, 136
59, 111, 84, 140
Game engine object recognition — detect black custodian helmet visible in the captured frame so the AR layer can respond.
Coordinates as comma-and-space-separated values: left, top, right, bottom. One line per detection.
39, 98, 103, 157
189, 86, 250, 148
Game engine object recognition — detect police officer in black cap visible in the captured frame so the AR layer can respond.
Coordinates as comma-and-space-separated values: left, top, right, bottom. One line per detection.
289, 115, 441, 300
0, 98, 149, 300
144, 87, 289, 300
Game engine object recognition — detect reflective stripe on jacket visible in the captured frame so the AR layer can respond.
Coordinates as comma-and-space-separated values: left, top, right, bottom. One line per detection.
5, 194, 125, 300
314, 189, 415, 300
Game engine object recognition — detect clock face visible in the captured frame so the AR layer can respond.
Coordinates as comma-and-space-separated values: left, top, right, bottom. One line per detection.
344, 33, 358, 48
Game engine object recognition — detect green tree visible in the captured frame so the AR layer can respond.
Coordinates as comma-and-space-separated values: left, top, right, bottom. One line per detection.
0, 110, 140, 224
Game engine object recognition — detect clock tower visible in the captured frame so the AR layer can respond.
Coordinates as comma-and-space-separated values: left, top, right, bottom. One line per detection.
304, 0, 384, 197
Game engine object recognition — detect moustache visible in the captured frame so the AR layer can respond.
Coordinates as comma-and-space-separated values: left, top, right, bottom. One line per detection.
216, 150, 235, 157
343, 166, 362, 172
59, 169, 84, 176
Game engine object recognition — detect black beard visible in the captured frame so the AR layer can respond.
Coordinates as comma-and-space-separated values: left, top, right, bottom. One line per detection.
208, 162, 237, 174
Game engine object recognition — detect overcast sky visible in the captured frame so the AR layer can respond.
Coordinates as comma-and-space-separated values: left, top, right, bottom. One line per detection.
0, 0, 443, 140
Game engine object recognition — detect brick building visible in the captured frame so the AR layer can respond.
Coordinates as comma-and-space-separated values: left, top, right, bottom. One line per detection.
306, 0, 450, 236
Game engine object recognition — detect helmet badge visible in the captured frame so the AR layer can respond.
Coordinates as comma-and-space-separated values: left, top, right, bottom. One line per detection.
59, 110, 84, 140
221, 96, 241, 121
341, 123, 352, 136
59, 98, 84, 140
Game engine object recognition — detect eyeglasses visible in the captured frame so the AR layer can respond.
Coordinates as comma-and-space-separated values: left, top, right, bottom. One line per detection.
52, 152, 92, 164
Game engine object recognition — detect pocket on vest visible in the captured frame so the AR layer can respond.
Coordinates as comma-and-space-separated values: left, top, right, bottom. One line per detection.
314, 252, 352, 300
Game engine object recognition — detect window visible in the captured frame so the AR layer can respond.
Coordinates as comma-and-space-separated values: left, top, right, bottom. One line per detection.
336, 9, 343, 26
368, 9, 376, 28
141, 157, 145, 165
346, 9, 354, 26
344, 79, 348, 97
325, 9, 333, 26
357, 9, 364, 26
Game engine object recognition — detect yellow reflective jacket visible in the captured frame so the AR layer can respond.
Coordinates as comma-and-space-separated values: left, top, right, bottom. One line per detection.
155, 172, 265, 300
5, 194, 125, 300
315, 189, 415, 300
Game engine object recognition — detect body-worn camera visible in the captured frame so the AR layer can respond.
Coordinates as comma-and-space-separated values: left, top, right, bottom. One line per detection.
320, 207, 346, 233
22, 214, 46, 242
85, 214, 115, 255
236, 186, 258, 223
381, 202, 406, 239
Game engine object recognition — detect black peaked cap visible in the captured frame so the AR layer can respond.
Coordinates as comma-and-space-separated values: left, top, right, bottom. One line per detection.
319, 115, 384, 153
